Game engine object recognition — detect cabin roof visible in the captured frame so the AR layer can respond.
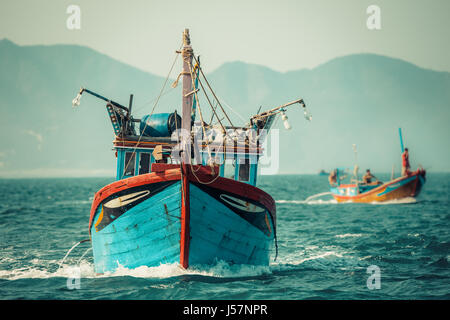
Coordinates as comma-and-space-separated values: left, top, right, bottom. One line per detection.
113, 135, 265, 155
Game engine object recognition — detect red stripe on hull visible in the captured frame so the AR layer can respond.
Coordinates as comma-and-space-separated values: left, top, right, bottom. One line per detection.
180, 164, 190, 269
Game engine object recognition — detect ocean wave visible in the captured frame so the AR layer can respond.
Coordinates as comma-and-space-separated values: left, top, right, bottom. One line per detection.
272, 250, 348, 268
276, 199, 338, 205
53, 200, 92, 206
0, 249, 357, 281
335, 233, 363, 238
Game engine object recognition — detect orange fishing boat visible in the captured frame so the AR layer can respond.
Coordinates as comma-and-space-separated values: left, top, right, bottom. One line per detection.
330, 129, 426, 203
330, 168, 426, 203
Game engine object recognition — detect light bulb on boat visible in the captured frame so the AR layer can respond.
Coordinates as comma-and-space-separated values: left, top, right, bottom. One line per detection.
72, 88, 84, 107
303, 108, 312, 121
72, 93, 82, 107
281, 111, 291, 130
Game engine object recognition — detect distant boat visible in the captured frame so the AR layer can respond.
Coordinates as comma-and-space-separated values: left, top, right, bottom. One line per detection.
329, 129, 426, 203
71, 29, 311, 273
318, 170, 329, 176
329, 168, 426, 203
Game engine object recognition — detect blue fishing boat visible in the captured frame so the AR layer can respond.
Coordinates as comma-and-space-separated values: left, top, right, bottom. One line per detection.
72, 29, 311, 273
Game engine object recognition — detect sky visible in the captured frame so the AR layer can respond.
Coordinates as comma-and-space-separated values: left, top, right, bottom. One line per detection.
1, 0, 449, 76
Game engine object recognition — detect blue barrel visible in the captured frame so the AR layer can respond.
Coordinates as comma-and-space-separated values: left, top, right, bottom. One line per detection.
139, 112, 182, 137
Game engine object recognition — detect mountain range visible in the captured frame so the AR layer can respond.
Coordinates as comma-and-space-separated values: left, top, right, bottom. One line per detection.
0, 38, 449, 177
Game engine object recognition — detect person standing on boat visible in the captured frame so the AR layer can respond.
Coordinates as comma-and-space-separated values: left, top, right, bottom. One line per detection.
328, 169, 337, 185
402, 148, 411, 176
362, 169, 378, 184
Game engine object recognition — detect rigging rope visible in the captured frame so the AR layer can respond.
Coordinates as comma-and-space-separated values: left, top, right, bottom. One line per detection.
179, 58, 225, 185
77, 247, 92, 265
121, 42, 182, 180
193, 69, 226, 134
193, 55, 234, 128
213, 93, 247, 123
208, 100, 219, 125
185, 58, 215, 166
132, 86, 177, 115
303, 192, 333, 203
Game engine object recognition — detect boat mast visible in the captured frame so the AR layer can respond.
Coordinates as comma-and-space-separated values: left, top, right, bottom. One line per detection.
180, 28, 193, 269
181, 28, 194, 164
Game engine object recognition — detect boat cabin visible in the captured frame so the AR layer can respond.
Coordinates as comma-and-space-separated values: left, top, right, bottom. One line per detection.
114, 140, 261, 186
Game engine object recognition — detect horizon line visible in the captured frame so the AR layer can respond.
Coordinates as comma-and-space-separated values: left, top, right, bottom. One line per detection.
0, 170, 448, 179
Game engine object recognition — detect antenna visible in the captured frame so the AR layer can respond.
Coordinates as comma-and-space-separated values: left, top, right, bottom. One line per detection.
352, 144, 358, 161
128, 94, 133, 116
398, 127, 404, 153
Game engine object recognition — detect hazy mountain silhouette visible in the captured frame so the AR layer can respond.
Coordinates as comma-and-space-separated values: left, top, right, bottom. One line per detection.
1, 39, 449, 177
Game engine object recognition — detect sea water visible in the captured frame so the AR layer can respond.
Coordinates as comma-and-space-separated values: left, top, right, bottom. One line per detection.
0, 173, 448, 299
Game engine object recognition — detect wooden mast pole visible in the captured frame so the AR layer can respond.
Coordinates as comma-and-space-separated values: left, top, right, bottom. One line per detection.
181, 28, 193, 149
180, 28, 193, 269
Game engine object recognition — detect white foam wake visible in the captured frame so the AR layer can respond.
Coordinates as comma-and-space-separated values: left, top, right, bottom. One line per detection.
277, 197, 417, 205
0, 260, 272, 281
0, 248, 357, 280
369, 197, 417, 205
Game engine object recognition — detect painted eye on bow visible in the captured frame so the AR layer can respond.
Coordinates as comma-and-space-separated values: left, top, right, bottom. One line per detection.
103, 190, 150, 209
219, 194, 265, 213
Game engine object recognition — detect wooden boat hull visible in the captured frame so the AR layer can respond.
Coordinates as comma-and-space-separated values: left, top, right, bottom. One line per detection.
331, 169, 426, 203
88, 164, 276, 273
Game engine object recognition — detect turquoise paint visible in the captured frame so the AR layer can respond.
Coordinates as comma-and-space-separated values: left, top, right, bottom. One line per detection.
116, 148, 157, 180
418, 175, 425, 186
91, 180, 274, 272
250, 163, 258, 185
188, 184, 274, 266
376, 176, 414, 196
140, 113, 180, 137
90, 181, 182, 273
330, 186, 358, 196
116, 150, 124, 180
134, 150, 139, 175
